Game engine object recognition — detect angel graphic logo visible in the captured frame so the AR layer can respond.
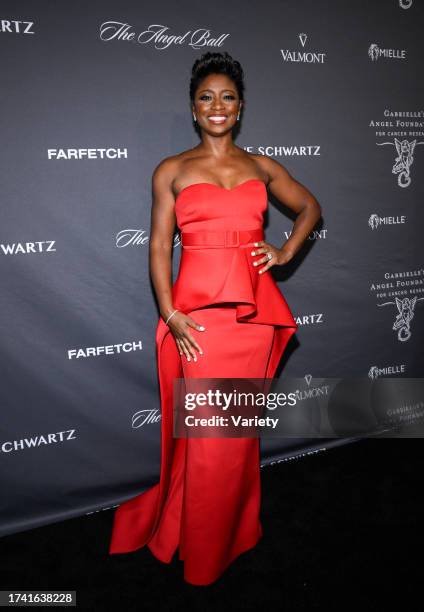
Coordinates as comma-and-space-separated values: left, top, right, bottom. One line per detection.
368, 214, 380, 230
392, 138, 416, 187
368, 44, 379, 62
368, 366, 380, 380
399, 0, 413, 8
377, 296, 423, 342
376, 138, 424, 188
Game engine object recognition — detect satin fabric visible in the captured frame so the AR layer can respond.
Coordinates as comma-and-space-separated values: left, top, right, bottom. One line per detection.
109, 179, 298, 585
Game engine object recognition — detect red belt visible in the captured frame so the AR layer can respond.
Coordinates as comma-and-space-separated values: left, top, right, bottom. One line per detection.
181, 228, 264, 248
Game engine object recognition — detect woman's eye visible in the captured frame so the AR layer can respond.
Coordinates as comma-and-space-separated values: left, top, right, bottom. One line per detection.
199, 94, 236, 101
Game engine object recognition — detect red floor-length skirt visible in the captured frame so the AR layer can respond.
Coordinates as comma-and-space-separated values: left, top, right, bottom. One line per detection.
109, 189, 298, 585
146, 304, 275, 584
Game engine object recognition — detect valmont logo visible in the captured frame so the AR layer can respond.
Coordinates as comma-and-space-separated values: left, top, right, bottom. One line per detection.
280, 33, 326, 64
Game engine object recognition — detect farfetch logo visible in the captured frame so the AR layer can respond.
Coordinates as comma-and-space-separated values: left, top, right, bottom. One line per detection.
368, 43, 406, 61
280, 33, 326, 64
68, 341, 143, 359
47, 148, 128, 160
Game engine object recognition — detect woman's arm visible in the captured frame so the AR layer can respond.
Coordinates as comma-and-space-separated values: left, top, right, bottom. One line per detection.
260, 156, 322, 260
149, 158, 178, 322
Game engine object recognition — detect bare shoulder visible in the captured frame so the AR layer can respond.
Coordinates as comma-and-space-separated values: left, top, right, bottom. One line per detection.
247, 152, 293, 185
152, 147, 199, 197
151, 154, 178, 192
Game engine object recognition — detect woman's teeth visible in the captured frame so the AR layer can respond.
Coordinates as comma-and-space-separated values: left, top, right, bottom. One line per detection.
208, 116, 227, 123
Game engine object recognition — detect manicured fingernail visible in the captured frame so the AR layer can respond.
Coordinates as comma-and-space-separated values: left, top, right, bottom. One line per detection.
199, 326, 205, 330
254, 242, 258, 246
251, 251, 255, 255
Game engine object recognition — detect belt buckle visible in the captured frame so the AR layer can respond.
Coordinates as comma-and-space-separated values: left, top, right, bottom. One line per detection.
225, 230, 240, 247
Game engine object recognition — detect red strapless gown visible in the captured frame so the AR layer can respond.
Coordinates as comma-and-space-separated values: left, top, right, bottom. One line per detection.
109, 179, 298, 585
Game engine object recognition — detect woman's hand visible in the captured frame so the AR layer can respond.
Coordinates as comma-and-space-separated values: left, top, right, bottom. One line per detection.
250, 241, 294, 274
166, 311, 205, 362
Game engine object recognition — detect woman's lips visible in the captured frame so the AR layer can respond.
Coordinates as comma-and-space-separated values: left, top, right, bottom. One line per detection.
207, 115, 227, 124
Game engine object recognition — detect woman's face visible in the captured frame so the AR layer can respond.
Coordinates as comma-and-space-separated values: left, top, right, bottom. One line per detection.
192, 73, 242, 134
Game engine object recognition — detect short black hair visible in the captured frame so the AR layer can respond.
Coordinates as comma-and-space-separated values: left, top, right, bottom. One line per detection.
189, 52, 245, 102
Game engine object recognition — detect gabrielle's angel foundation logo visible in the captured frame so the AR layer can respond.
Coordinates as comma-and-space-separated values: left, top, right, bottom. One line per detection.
371, 268, 424, 342
378, 296, 421, 342
377, 138, 422, 188
369, 109, 424, 188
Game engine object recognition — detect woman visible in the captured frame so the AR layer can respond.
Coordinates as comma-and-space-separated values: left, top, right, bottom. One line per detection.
109, 51, 322, 585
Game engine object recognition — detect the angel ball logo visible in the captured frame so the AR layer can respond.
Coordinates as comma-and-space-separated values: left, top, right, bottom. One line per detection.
399, 0, 413, 8
99, 21, 229, 50
369, 109, 424, 188
370, 268, 424, 342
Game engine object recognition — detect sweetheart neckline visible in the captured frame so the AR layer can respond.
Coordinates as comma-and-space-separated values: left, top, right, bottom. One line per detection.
175, 178, 267, 201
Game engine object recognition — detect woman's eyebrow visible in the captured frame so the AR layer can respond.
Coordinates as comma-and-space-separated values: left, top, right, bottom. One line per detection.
197, 88, 236, 94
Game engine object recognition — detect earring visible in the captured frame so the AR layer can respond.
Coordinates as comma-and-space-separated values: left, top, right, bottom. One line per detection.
193, 114, 197, 122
